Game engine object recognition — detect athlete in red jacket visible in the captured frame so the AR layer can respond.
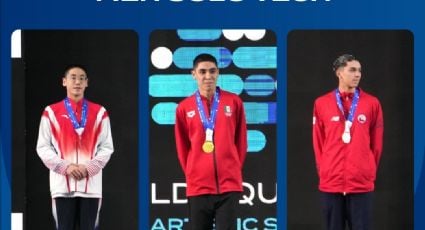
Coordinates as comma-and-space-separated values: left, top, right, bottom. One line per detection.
312, 54, 384, 230
175, 54, 247, 230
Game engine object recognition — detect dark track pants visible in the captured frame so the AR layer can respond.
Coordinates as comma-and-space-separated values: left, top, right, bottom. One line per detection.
320, 192, 373, 230
188, 192, 240, 230
52, 197, 101, 230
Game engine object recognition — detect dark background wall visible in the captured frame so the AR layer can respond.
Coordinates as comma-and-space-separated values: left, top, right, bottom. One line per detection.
287, 30, 413, 230
12, 30, 138, 230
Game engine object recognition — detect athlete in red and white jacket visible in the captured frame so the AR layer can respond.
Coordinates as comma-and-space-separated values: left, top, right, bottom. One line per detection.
36, 65, 113, 230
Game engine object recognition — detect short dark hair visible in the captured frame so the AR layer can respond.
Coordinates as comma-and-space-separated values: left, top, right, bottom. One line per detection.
63, 64, 88, 77
332, 54, 358, 72
193, 54, 218, 69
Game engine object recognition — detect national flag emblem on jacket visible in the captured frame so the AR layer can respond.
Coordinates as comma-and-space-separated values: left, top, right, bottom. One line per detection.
224, 105, 232, 116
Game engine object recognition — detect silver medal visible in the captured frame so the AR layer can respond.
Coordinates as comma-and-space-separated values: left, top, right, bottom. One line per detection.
342, 132, 351, 143
342, 121, 352, 144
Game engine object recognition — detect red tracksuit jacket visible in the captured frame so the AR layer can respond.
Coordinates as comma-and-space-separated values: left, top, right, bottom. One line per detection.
175, 89, 247, 197
312, 89, 384, 193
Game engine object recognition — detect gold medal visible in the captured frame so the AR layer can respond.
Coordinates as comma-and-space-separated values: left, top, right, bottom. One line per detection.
202, 141, 214, 153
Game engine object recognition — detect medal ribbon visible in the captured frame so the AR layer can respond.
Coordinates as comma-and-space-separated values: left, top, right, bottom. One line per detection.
64, 97, 88, 130
195, 87, 220, 132
335, 88, 360, 122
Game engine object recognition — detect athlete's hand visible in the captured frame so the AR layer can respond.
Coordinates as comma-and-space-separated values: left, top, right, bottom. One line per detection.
77, 164, 88, 179
66, 163, 84, 180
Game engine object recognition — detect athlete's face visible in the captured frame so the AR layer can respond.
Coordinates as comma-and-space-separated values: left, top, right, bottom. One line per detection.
336, 60, 361, 91
192, 61, 219, 94
62, 67, 88, 100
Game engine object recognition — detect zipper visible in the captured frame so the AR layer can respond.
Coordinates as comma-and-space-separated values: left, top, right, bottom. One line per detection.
76, 136, 79, 164
206, 97, 220, 194
75, 135, 79, 191
343, 134, 347, 196
212, 149, 220, 194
